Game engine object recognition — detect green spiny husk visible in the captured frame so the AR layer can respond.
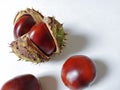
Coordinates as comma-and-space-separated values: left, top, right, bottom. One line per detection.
10, 34, 50, 63
44, 17, 66, 53
14, 8, 44, 24
11, 8, 66, 63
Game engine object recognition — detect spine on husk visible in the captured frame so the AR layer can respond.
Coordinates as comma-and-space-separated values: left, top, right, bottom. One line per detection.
10, 8, 66, 63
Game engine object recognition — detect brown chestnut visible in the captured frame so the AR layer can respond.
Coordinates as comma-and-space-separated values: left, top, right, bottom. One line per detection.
1, 74, 42, 90
61, 55, 96, 90
14, 14, 35, 39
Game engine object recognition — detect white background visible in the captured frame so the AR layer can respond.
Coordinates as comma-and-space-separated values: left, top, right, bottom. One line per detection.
0, 0, 120, 90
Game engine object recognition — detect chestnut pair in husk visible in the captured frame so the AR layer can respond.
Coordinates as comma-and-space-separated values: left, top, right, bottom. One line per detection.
10, 8, 66, 63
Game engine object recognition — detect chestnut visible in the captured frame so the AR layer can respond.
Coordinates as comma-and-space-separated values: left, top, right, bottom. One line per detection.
1, 74, 42, 90
61, 55, 96, 90
14, 14, 35, 39
28, 22, 56, 55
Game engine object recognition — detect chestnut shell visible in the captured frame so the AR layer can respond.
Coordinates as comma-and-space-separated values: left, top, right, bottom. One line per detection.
10, 8, 66, 63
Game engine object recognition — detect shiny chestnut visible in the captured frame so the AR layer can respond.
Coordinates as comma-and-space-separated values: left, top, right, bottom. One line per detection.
1, 74, 42, 90
14, 14, 35, 39
28, 22, 56, 55
61, 55, 96, 90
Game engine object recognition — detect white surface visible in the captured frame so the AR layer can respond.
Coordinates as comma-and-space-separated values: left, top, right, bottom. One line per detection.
0, 0, 120, 90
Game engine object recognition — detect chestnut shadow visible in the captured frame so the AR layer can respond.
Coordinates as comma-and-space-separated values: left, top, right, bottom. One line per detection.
51, 29, 89, 61
38, 75, 58, 90
92, 59, 108, 86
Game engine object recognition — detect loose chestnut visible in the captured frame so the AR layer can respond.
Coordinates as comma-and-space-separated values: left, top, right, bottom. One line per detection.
14, 14, 35, 39
10, 8, 66, 63
61, 55, 96, 90
1, 74, 42, 90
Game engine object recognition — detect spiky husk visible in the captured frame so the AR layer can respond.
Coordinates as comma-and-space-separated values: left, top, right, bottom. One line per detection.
44, 17, 66, 53
11, 8, 66, 63
10, 34, 49, 63
14, 8, 43, 24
